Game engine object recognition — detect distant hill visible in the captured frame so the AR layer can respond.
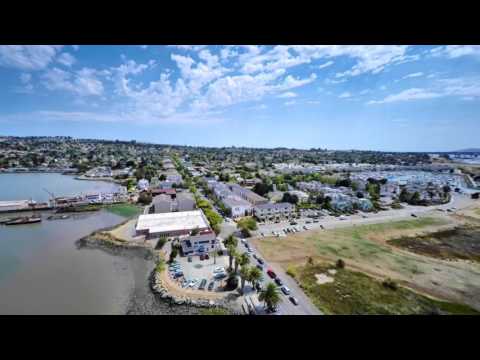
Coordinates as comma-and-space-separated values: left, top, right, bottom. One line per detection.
453, 148, 480, 153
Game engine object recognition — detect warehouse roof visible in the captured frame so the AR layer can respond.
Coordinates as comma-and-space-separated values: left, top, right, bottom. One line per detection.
136, 210, 209, 234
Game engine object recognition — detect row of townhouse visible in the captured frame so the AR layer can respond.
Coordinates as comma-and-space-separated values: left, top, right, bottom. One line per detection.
252, 202, 295, 221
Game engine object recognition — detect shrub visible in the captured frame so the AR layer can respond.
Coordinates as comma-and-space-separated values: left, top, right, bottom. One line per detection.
155, 238, 167, 249
137, 191, 152, 205
307, 256, 314, 266
155, 259, 166, 273
382, 278, 398, 291
241, 228, 251, 238
286, 266, 297, 279
336, 259, 345, 269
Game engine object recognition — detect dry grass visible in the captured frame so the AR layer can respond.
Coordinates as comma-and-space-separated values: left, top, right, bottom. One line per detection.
252, 217, 480, 311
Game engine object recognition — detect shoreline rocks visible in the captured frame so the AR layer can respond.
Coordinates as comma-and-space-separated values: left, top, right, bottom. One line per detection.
149, 269, 233, 312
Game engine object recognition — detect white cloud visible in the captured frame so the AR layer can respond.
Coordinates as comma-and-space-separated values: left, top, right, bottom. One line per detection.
324, 77, 346, 85
403, 72, 423, 79
317, 60, 334, 69
380, 85, 387, 91
169, 45, 207, 52
42, 67, 104, 97
57, 52, 76, 67
20, 73, 32, 84
368, 76, 480, 105
139, 45, 148, 49
289, 45, 411, 78
339, 91, 352, 98
277, 91, 297, 98
284, 100, 296, 106
0, 45, 63, 70
14, 73, 34, 94
367, 88, 443, 105
220, 46, 238, 61
430, 45, 480, 59
72, 45, 80, 51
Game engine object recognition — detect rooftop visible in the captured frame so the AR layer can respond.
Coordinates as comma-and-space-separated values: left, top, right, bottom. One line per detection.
136, 210, 209, 234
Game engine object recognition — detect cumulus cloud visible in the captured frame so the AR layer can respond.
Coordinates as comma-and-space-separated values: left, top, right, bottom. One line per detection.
0, 45, 63, 70
42, 67, 104, 97
57, 52, 76, 67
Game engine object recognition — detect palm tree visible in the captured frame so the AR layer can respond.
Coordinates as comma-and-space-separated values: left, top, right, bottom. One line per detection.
224, 234, 238, 248
259, 282, 282, 311
248, 266, 263, 290
227, 245, 237, 271
239, 265, 251, 294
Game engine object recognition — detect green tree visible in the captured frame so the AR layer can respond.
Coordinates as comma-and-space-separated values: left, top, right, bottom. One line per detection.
248, 266, 263, 290
259, 282, 282, 310
239, 265, 250, 294
224, 234, 238, 248
227, 245, 237, 271
169, 247, 178, 263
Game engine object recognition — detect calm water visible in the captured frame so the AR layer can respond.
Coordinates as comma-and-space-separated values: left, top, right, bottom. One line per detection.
0, 173, 120, 203
0, 173, 152, 315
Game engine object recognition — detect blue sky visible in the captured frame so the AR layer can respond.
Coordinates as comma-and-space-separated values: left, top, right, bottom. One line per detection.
0, 45, 479, 151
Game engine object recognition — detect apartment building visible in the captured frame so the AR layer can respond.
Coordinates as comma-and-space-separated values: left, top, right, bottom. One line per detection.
253, 202, 295, 221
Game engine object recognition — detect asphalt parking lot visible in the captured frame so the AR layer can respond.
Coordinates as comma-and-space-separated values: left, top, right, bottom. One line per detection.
169, 253, 229, 291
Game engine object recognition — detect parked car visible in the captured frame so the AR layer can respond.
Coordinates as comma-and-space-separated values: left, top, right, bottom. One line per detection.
188, 256, 192, 262
290, 221, 297, 225
208, 282, 215, 291
181, 279, 188, 287
280, 286, 291, 295
260, 232, 265, 237
313, 220, 319, 223
266, 305, 279, 313
267, 269, 277, 279
214, 272, 227, 279
257, 258, 264, 265
411, 213, 418, 218
306, 221, 312, 224
200, 254, 205, 260
199, 279, 207, 290
205, 254, 210, 260
213, 266, 225, 273
289, 296, 299, 305
241, 239, 246, 244
252, 254, 258, 260
256, 264, 263, 271
303, 225, 308, 230
275, 278, 283, 286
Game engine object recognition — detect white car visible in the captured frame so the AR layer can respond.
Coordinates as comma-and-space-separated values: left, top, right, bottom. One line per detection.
281, 286, 291, 295
213, 266, 225, 273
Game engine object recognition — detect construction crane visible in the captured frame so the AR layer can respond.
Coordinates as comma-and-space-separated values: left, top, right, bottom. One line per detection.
43, 188, 56, 208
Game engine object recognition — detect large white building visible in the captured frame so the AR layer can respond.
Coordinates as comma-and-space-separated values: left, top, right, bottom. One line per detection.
135, 210, 210, 238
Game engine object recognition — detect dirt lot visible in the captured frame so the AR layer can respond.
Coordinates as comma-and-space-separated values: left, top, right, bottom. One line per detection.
251, 214, 480, 311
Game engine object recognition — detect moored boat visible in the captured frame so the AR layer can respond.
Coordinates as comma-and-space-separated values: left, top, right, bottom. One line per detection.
4, 216, 42, 225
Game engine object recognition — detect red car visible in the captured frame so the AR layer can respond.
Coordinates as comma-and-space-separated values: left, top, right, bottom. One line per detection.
267, 269, 277, 279
200, 254, 205, 260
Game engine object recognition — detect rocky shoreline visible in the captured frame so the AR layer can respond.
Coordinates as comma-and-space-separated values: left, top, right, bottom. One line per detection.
77, 222, 237, 314
149, 268, 236, 312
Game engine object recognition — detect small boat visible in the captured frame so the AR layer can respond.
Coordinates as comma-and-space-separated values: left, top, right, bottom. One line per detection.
4, 216, 42, 225
47, 214, 70, 220
0, 217, 17, 224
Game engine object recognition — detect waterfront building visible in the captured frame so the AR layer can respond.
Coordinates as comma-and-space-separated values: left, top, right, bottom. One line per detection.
135, 210, 210, 238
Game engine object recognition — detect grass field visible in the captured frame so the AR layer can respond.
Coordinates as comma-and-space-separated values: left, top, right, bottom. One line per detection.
253, 216, 480, 310
296, 262, 479, 315
104, 203, 143, 218
253, 217, 447, 276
